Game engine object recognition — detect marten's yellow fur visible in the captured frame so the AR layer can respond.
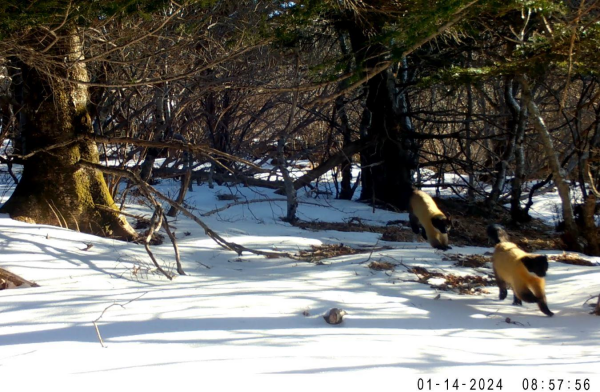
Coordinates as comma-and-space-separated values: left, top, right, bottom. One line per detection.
487, 224, 553, 317
409, 190, 451, 250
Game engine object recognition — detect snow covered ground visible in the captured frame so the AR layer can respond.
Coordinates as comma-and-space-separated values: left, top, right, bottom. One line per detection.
1, 169, 600, 389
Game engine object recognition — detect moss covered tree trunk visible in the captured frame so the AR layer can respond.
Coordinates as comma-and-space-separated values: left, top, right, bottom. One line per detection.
0, 34, 138, 240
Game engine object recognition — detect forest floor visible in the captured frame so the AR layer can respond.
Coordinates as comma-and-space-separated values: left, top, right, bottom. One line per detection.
292, 193, 566, 252
1, 168, 600, 389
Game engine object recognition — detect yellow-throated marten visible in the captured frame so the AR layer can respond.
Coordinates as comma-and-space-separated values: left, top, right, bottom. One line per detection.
487, 224, 553, 316
409, 190, 451, 250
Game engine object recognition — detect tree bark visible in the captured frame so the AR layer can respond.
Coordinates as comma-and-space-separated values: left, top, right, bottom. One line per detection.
465, 76, 475, 201
580, 194, 600, 255
504, 78, 530, 222
0, 34, 138, 240
487, 77, 519, 205
139, 86, 167, 182
347, 28, 417, 209
335, 31, 356, 200
360, 68, 417, 209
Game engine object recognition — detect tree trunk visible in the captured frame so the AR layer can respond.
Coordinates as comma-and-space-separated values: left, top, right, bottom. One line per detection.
465, 79, 475, 201
510, 114, 529, 222
520, 77, 580, 251
487, 77, 519, 206
361, 69, 417, 209
0, 34, 138, 240
334, 94, 355, 200
139, 86, 167, 182
348, 27, 416, 209
166, 152, 192, 217
504, 78, 530, 222
580, 194, 600, 256
277, 137, 298, 223
335, 31, 355, 200
358, 106, 373, 201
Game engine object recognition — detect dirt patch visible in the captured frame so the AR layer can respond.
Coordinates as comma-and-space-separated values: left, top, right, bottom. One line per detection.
549, 252, 598, 266
294, 218, 389, 234
367, 261, 396, 271
0, 267, 39, 290
409, 266, 445, 280
445, 250, 597, 268
295, 243, 390, 262
515, 236, 563, 252
295, 198, 565, 252
294, 218, 415, 243
216, 193, 239, 201
379, 226, 414, 242
432, 198, 564, 251
442, 253, 491, 268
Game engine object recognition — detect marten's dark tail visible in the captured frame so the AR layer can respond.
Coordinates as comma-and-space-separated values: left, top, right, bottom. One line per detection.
487, 224, 510, 245
538, 300, 554, 317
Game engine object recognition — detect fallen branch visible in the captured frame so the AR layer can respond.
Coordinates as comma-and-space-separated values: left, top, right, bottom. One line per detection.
0, 267, 40, 289
77, 160, 310, 262
202, 197, 287, 217
292, 138, 375, 190
97, 204, 184, 274
162, 213, 185, 275
583, 294, 600, 315
143, 205, 173, 280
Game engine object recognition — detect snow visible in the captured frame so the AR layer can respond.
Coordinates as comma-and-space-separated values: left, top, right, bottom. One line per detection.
1, 173, 600, 389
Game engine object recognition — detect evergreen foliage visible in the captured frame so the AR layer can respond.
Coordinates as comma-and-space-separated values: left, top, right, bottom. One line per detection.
0, 0, 204, 39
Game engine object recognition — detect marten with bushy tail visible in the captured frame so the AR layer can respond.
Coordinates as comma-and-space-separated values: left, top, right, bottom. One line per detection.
409, 190, 451, 250
487, 224, 554, 317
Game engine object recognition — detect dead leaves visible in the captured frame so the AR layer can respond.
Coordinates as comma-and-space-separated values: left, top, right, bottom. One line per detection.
296, 244, 390, 262
549, 252, 598, 266
408, 265, 494, 295
442, 253, 491, 268
293, 219, 414, 242
367, 261, 396, 271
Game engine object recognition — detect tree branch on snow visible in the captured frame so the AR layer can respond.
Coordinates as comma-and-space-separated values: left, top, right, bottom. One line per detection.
202, 198, 288, 217
153, 169, 285, 190
143, 204, 173, 280
96, 204, 184, 276
162, 213, 185, 276
93, 292, 148, 348
201, 197, 337, 218
76, 160, 313, 262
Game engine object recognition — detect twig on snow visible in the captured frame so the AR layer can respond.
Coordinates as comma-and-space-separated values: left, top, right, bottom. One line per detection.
93, 292, 148, 348
162, 213, 185, 275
